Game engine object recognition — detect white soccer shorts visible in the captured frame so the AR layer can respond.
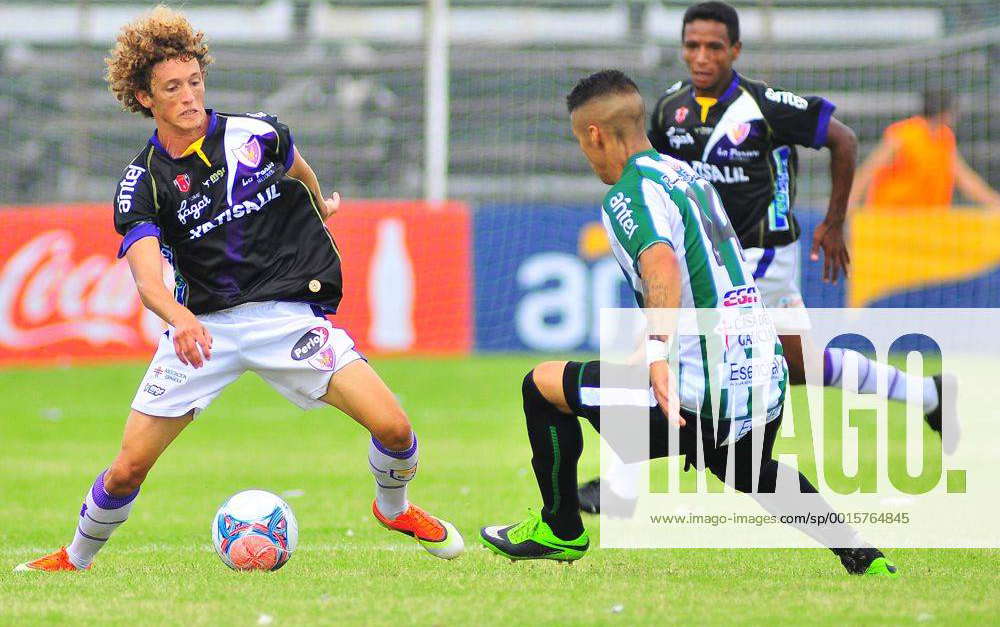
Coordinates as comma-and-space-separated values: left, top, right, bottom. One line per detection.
742, 241, 810, 332
131, 301, 363, 418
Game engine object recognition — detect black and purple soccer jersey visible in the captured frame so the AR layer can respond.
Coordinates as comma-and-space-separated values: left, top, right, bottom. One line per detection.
113, 110, 342, 315
648, 72, 834, 250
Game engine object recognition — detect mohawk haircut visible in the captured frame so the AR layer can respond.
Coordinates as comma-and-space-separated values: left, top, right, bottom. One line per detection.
566, 70, 641, 113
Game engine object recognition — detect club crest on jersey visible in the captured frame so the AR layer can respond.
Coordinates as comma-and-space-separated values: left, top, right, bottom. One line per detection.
232, 136, 263, 168
173, 173, 191, 193
308, 346, 337, 372
674, 107, 689, 124
727, 122, 751, 146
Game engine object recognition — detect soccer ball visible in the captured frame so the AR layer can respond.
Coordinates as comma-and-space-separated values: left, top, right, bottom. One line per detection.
212, 490, 298, 571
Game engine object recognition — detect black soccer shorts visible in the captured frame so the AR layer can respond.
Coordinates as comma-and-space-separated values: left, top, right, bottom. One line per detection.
562, 360, 782, 492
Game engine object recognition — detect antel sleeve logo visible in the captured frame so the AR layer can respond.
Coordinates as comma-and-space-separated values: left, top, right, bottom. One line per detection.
764, 88, 808, 111
609, 192, 639, 239
116, 165, 146, 213
290, 326, 330, 360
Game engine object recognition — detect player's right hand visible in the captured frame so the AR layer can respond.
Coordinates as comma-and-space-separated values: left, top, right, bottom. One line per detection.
171, 310, 212, 368
321, 191, 341, 220
650, 359, 684, 427
810, 219, 850, 284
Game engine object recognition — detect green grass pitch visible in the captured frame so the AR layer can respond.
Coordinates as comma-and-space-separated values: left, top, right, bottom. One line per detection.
1, 356, 997, 626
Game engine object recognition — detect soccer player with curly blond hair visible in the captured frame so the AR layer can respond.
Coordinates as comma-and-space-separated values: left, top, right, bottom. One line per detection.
15, 5, 463, 573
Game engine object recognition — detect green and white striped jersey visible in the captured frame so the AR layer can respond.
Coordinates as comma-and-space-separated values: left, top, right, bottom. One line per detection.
600, 149, 787, 432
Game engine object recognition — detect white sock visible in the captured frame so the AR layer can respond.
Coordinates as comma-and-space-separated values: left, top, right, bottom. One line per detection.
824, 348, 938, 413
751, 466, 867, 550
605, 453, 642, 500
66, 470, 139, 569
369, 434, 417, 519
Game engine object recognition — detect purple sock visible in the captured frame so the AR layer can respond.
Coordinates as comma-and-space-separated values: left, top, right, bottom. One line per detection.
66, 470, 139, 568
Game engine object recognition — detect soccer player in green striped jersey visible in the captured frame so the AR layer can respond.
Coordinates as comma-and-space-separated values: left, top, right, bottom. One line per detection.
479, 70, 896, 577
581, 0, 955, 520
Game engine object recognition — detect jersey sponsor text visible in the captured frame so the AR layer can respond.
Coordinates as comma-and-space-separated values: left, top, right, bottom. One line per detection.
116, 165, 145, 213
722, 286, 760, 307
188, 184, 281, 240
609, 192, 639, 239
764, 88, 808, 110
667, 127, 695, 149
177, 194, 211, 225
691, 161, 750, 184
725, 355, 785, 388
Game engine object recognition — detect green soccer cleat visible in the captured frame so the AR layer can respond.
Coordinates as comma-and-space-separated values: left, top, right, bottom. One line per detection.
837, 547, 899, 578
863, 556, 900, 578
480, 510, 589, 563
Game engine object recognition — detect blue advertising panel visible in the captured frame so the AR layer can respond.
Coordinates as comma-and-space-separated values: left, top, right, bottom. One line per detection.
473, 205, 844, 352
473, 204, 634, 352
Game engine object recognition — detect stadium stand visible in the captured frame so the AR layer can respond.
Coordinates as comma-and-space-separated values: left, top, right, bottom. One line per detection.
0, 0, 995, 206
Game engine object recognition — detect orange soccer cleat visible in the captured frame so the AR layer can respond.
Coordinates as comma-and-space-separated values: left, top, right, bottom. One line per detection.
13, 547, 89, 572
372, 501, 464, 560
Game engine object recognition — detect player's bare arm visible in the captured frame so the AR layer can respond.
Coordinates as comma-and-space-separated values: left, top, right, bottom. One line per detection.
954, 153, 1000, 211
638, 242, 683, 426
125, 237, 212, 369
286, 147, 341, 219
810, 116, 857, 283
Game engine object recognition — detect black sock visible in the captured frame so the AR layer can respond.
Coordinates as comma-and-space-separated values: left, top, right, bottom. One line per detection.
756, 460, 820, 494
522, 370, 585, 540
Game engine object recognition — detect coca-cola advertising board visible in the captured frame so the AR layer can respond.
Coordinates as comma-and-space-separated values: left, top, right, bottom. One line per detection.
329, 201, 472, 355
0, 202, 471, 368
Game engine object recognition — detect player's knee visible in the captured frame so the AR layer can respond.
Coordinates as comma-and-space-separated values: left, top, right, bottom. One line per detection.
375, 409, 413, 452
105, 460, 151, 495
524, 362, 569, 412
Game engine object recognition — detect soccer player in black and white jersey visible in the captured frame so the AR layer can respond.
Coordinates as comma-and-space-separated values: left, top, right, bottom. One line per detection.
579, 1, 956, 514
15, 6, 462, 573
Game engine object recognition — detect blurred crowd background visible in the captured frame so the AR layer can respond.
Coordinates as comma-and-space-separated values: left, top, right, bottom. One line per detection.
0, 0, 996, 207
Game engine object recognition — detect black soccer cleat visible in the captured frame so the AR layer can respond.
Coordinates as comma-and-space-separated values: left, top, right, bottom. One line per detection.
577, 477, 638, 518
835, 547, 898, 577
925, 374, 960, 455
578, 478, 601, 514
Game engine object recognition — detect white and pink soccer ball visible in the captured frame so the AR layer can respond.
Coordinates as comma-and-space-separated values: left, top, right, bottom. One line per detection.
212, 490, 298, 571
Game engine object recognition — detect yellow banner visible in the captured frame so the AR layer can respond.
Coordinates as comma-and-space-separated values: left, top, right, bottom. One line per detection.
849, 208, 1000, 307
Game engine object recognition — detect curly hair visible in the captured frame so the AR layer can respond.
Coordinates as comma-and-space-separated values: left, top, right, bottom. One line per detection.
105, 5, 213, 117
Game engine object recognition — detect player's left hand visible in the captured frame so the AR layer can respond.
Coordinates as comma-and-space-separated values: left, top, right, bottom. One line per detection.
650, 359, 683, 427
810, 219, 850, 284
321, 192, 341, 220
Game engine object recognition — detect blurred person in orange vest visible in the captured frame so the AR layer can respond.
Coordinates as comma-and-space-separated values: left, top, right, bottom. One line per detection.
849, 90, 1000, 212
